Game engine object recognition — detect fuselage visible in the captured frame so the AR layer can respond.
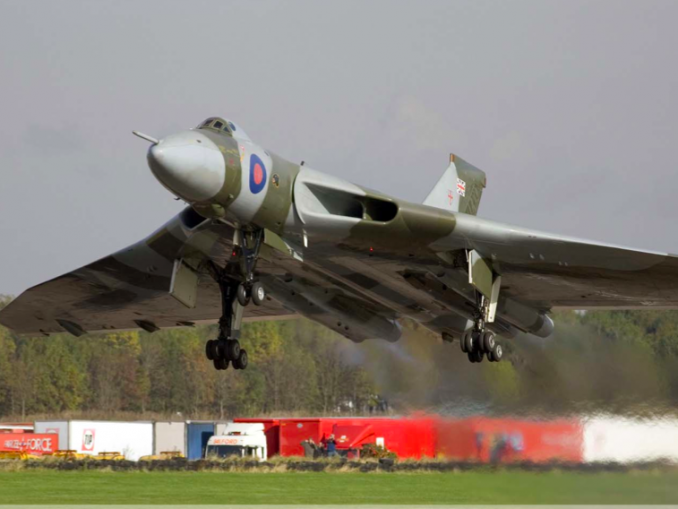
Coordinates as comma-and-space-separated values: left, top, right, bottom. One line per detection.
148, 117, 457, 254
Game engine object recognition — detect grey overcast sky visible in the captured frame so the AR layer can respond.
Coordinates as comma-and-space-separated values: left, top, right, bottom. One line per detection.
1, 0, 677, 296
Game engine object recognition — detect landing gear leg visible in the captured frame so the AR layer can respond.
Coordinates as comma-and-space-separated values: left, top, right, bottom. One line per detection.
206, 272, 249, 371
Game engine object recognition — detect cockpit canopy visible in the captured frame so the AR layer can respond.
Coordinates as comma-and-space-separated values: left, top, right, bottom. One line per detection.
197, 117, 250, 141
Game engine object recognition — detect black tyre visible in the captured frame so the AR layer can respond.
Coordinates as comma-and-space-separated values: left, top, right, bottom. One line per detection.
205, 339, 217, 361
460, 332, 468, 353
476, 350, 484, 363
213, 357, 229, 370
237, 284, 250, 306
217, 338, 228, 359
251, 282, 266, 306
482, 332, 495, 353
491, 344, 503, 362
464, 332, 474, 353
234, 349, 249, 370
226, 339, 241, 361
467, 351, 476, 363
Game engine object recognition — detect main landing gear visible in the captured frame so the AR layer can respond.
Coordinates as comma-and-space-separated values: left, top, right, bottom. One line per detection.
459, 295, 503, 364
205, 230, 267, 371
460, 328, 503, 363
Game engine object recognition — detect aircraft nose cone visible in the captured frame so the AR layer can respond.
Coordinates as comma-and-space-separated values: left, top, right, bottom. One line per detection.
147, 131, 225, 202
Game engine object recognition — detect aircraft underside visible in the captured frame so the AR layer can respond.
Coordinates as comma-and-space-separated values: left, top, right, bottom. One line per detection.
199, 222, 510, 370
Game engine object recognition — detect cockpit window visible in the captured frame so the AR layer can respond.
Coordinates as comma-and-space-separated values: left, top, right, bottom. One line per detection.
197, 117, 233, 136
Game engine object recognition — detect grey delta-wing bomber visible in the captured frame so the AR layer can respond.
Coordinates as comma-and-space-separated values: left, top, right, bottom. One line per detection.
3, 116, 678, 369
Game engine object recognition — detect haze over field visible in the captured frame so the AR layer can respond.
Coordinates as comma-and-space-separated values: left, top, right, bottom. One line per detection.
1, 0, 677, 295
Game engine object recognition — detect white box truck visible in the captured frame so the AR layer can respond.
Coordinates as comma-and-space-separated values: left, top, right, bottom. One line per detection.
34, 420, 153, 461
205, 422, 267, 460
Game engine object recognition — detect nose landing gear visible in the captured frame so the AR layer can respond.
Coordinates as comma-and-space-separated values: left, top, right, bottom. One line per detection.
233, 229, 267, 309
236, 281, 266, 307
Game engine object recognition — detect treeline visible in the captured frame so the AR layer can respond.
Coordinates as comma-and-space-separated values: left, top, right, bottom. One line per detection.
2, 292, 678, 420
0, 295, 376, 419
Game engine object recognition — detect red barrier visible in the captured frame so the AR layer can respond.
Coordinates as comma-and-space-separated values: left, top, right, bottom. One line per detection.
0, 433, 58, 455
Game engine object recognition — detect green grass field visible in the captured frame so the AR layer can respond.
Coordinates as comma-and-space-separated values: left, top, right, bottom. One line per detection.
0, 470, 677, 504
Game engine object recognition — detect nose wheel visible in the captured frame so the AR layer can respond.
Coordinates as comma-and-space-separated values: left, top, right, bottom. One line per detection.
236, 281, 266, 307
251, 281, 266, 306
233, 229, 267, 308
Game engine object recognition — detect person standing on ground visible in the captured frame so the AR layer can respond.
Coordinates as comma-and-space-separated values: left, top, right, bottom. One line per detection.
326, 434, 337, 457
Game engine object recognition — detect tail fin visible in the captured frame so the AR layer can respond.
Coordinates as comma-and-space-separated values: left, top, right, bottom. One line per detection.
423, 154, 486, 215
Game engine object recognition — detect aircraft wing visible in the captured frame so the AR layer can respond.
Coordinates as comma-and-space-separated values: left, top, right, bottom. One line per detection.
0, 209, 294, 336
445, 214, 678, 309
4, 205, 677, 340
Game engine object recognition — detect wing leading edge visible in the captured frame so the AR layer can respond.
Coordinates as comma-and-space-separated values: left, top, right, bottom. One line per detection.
0, 209, 293, 336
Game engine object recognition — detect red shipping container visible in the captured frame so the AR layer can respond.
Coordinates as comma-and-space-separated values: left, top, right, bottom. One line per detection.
0, 433, 58, 455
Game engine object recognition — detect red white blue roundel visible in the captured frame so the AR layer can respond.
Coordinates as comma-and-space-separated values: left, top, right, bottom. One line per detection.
249, 154, 267, 194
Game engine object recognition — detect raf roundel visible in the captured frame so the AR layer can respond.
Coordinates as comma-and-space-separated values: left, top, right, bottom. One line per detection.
249, 154, 267, 194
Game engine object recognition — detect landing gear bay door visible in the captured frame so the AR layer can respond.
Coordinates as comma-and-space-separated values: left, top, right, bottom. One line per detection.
170, 258, 199, 309
468, 250, 501, 324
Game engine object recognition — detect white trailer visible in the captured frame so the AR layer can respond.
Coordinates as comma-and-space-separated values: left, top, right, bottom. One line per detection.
205, 422, 267, 460
34, 420, 153, 461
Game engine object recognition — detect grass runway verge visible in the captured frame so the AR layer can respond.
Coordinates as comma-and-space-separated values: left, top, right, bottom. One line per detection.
1, 470, 678, 504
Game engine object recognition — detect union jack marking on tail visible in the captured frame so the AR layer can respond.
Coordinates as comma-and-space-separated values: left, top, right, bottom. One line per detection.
457, 178, 466, 197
